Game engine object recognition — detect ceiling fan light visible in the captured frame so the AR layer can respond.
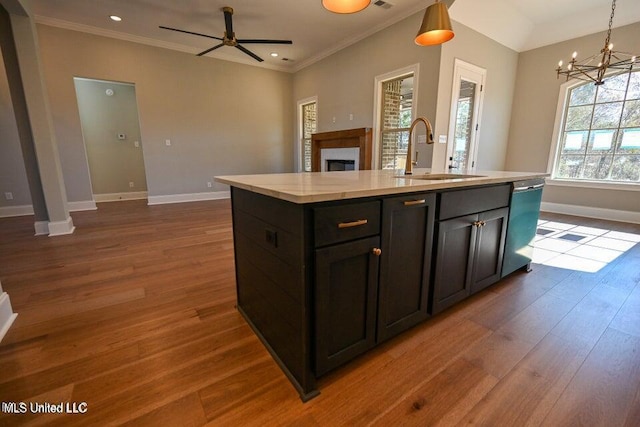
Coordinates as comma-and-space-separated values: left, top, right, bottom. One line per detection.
415, 1, 454, 46
322, 0, 370, 14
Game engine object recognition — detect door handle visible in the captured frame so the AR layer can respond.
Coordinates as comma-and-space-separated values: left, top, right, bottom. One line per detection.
338, 219, 368, 229
403, 199, 426, 206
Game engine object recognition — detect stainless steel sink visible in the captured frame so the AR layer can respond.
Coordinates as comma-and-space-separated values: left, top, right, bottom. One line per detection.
396, 173, 486, 180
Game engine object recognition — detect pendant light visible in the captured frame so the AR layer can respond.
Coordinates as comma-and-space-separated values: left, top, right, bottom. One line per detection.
415, 0, 454, 46
322, 0, 370, 14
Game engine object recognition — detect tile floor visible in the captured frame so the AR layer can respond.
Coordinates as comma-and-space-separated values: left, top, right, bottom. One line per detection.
533, 219, 640, 273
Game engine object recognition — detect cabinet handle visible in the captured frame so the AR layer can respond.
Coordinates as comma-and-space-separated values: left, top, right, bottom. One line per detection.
338, 219, 368, 229
403, 199, 426, 206
473, 221, 485, 227
372, 248, 382, 256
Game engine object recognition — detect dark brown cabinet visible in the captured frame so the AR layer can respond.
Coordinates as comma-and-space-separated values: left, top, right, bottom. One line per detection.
377, 193, 435, 342
229, 182, 521, 401
431, 184, 510, 315
315, 236, 381, 376
431, 207, 509, 314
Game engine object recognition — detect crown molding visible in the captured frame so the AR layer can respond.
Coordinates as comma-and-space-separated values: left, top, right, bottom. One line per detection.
34, 15, 292, 73
292, 2, 428, 73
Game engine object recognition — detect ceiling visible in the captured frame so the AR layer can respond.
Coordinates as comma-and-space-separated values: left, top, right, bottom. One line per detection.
30, 0, 640, 72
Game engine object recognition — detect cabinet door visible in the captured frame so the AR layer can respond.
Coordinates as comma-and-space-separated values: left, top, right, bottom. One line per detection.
315, 236, 380, 376
471, 207, 509, 294
377, 193, 435, 342
431, 214, 477, 315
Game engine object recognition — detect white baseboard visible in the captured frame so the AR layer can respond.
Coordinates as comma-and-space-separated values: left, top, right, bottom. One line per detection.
48, 216, 75, 236
147, 191, 230, 205
34, 221, 49, 236
93, 192, 148, 202
0, 205, 34, 218
541, 202, 640, 224
68, 200, 97, 211
0, 293, 17, 344
0, 200, 97, 218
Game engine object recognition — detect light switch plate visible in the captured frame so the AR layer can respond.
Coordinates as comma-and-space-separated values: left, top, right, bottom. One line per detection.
438, 135, 447, 144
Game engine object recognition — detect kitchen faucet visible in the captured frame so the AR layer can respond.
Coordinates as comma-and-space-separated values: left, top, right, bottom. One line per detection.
405, 117, 435, 175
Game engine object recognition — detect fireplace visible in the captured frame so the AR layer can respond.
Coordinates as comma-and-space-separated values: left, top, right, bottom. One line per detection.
320, 147, 359, 172
327, 160, 355, 171
311, 128, 372, 172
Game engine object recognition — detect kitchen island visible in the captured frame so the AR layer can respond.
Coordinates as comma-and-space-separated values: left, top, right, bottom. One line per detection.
215, 169, 547, 401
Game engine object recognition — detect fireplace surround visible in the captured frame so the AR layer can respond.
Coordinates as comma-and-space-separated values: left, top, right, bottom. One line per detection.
311, 128, 372, 172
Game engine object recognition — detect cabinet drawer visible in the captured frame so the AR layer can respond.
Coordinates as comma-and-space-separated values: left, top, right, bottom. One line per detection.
314, 201, 381, 247
438, 184, 510, 220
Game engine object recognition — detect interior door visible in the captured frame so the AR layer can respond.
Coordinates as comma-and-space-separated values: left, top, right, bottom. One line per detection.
446, 60, 486, 171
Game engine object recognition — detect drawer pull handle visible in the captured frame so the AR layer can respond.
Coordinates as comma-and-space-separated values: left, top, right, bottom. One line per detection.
403, 199, 426, 206
372, 248, 382, 256
338, 219, 368, 229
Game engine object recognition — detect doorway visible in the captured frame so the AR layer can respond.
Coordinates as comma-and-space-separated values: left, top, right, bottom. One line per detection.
74, 78, 147, 202
446, 59, 486, 171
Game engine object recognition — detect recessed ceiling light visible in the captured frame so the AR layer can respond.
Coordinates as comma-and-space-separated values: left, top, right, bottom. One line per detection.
110, 15, 122, 22
270, 52, 278, 57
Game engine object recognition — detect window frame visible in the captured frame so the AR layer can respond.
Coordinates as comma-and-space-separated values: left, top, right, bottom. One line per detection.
296, 96, 318, 173
372, 64, 420, 169
547, 70, 640, 192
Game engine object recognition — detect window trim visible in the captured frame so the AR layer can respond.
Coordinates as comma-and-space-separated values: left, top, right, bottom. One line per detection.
296, 96, 317, 173
547, 72, 640, 191
372, 63, 420, 169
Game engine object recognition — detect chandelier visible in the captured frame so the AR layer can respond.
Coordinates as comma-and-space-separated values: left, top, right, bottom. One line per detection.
556, 0, 636, 86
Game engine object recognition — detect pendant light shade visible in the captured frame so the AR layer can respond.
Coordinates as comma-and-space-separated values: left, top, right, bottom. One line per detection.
415, 0, 454, 46
322, 0, 370, 14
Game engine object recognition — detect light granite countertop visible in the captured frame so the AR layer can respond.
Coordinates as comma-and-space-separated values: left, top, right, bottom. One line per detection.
215, 169, 548, 204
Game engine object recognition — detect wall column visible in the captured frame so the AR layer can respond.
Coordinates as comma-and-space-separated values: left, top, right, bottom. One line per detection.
0, 0, 74, 235
0, 4, 48, 234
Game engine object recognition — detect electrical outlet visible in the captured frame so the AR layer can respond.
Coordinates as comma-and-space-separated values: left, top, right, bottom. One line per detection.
129, 182, 134, 188
438, 135, 447, 144
207, 182, 212, 188
4, 192, 13, 200
349, 113, 353, 121
134, 141, 140, 148
165, 139, 171, 146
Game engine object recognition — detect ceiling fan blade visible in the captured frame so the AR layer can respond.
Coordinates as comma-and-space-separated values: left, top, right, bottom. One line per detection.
236, 45, 263, 62
159, 25, 223, 41
236, 39, 293, 45
222, 7, 234, 38
197, 43, 225, 57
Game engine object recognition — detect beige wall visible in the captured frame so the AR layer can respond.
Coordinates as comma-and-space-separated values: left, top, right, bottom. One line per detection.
292, 10, 442, 169
34, 24, 293, 200
506, 21, 640, 213
434, 21, 519, 171
0, 47, 31, 207
74, 79, 147, 195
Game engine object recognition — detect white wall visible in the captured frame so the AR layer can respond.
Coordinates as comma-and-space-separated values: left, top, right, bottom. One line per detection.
433, 21, 519, 172
506, 21, 640, 214
74, 79, 147, 196
293, 10, 442, 169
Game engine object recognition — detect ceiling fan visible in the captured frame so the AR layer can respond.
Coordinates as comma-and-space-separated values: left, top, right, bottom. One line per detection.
159, 6, 292, 62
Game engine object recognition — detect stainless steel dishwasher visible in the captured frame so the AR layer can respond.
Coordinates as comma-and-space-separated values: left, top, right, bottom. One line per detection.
501, 178, 545, 277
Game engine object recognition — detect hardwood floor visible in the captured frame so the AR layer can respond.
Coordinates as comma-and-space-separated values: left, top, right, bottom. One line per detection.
0, 200, 639, 426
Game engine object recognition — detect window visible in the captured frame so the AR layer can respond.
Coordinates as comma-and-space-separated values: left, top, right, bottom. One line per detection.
300, 100, 317, 172
380, 74, 414, 169
551, 70, 640, 185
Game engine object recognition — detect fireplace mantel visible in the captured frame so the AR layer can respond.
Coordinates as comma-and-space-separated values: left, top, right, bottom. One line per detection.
311, 128, 372, 172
